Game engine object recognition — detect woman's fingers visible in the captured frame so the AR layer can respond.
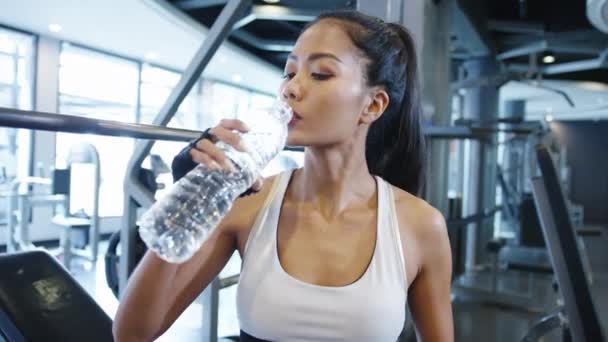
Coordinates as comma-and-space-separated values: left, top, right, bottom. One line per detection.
190, 139, 235, 172
189, 148, 220, 170
209, 127, 247, 152
218, 119, 249, 133
189, 119, 250, 172
251, 178, 264, 192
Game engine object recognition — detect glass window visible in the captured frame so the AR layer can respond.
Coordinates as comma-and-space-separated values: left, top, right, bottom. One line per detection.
57, 44, 139, 217
139, 64, 202, 200
0, 28, 35, 224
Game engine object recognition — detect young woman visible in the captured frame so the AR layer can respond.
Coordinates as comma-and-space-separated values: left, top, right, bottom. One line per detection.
114, 10, 454, 342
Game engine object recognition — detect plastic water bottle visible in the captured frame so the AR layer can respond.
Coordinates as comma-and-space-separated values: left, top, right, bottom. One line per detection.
138, 101, 292, 263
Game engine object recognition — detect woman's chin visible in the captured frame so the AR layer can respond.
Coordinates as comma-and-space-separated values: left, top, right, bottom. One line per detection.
286, 135, 305, 148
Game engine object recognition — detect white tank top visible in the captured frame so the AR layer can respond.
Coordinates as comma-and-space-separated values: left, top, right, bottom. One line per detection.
237, 170, 408, 341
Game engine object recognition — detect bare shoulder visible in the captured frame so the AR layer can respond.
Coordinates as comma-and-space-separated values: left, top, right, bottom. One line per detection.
389, 185, 451, 275
221, 173, 284, 252
390, 186, 447, 240
222, 173, 281, 232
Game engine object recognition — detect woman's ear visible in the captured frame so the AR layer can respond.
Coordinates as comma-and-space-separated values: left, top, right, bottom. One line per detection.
360, 88, 389, 124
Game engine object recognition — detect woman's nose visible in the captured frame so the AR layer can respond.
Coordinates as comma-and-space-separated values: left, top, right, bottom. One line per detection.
282, 80, 302, 101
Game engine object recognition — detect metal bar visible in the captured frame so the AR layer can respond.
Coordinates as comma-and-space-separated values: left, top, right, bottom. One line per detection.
542, 57, 606, 75
135, 62, 143, 124
531, 146, 605, 342
508, 52, 608, 76
202, 277, 220, 342
549, 44, 603, 56
423, 125, 473, 139
231, 30, 294, 52
521, 82, 576, 107
252, 5, 318, 22
11, 48, 19, 109
174, 0, 229, 10
486, 20, 545, 35
496, 40, 548, 61
451, 2, 491, 57
220, 274, 239, 289
0, 106, 534, 144
233, 13, 256, 30
451, 72, 518, 90
0, 107, 202, 142
120, 0, 250, 297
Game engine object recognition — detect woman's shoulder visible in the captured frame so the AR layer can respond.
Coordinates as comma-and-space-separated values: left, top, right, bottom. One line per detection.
223, 171, 288, 235
388, 184, 451, 277
388, 184, 448, 243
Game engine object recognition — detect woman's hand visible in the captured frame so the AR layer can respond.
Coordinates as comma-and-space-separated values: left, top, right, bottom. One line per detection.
190, 119, 264, 191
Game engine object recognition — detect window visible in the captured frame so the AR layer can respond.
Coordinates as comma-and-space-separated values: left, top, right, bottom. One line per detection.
140, 64, 202, 199
0, 28, 35, 223
56, 44, 139, 217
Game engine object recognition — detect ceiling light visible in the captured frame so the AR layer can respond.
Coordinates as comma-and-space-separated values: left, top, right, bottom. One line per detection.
263, 0, 281, 3
542, 54, 555, 64
49, 24, 62, 33
545, 114, 554, 122
232, 74, 242, 83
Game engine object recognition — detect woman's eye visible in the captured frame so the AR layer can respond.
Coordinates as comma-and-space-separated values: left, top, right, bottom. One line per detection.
311, 73, 332, 80
283, 72, 295, 79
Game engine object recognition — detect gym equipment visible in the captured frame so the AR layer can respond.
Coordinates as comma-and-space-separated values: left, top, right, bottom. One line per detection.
0, 250, 113, 342
2, 143, 101, 270
51, 142, 101, 269
526, 145, 605, 342
3, 177, 67, 253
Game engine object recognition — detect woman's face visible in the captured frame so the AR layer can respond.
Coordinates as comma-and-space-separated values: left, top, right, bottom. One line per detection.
281, 20, 373, 147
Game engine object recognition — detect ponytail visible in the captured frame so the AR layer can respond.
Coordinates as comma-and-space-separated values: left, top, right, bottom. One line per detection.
372, 23, 426, 196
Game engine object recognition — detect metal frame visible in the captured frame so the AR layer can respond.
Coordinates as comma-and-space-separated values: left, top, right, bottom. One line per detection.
174, 0, 229, 10
531, 145, 605, 342
201, 278, 220, 341
0, 107, 202, 142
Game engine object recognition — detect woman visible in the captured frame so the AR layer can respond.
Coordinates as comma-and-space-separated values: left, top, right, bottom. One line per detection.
114, 10, 453, 342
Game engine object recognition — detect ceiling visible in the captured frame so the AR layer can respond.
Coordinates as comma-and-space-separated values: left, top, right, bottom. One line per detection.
166, 0, 353, 68
167, 0, 608, 121
500, 80, 608, 121
167, 0, 608, 80
0, 0, 606, 120
0, 0, 283, 95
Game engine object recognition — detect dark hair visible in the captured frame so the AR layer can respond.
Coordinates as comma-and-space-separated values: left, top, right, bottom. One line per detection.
305, 10, 426, 196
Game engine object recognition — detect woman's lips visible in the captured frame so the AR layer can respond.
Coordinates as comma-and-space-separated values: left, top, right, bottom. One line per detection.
289, 111, 302, 125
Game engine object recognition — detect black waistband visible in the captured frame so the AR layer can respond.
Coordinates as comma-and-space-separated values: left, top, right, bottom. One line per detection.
240, 330, 271, 342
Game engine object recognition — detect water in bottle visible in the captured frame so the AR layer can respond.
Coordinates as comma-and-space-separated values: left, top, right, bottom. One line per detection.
138, 100, 292, 263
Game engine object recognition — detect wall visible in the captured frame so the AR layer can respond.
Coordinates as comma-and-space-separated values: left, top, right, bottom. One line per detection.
550, 121, 608, 224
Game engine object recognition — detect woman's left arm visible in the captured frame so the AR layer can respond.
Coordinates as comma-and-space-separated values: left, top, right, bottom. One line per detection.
408, 208, 454, 342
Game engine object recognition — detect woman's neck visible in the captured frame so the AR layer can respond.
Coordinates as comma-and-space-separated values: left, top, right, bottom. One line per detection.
288, 141, 377, 220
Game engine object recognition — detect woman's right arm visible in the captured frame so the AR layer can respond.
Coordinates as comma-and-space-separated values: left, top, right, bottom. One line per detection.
112, 206, 242, 341
113, 119, 258, 341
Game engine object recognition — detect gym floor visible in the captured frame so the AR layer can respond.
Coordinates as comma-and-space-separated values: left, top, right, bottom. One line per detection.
71, 226, 608, 341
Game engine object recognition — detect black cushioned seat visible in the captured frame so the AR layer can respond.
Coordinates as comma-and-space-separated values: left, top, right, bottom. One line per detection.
0, 250, 113, 342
